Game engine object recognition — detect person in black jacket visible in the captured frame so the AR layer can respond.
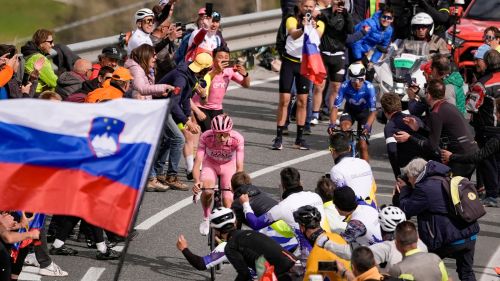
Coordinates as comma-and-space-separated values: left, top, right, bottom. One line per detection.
311, 0, 354, 124
396, 159, 479, 281
230, 172, 278, 229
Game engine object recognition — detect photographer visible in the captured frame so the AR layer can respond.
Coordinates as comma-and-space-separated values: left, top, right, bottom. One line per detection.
311, 0, 354, 125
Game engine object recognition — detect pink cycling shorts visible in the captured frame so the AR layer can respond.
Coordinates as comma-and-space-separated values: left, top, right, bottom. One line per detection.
200, 159, 236, 199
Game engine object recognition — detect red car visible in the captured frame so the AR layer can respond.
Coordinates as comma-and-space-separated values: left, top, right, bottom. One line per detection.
445, 0, 500, 81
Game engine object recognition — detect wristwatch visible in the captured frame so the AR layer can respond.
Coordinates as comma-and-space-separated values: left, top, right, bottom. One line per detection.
241, 72, 249, 78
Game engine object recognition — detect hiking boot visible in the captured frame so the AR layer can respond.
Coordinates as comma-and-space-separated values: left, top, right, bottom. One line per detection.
49, 245, 78, 256
293, 139, 310, 150
146, 177, 169, 192
165, 175, 189, 191
39, 262, 68, 277
271, 137, 283, 150
199, 218, 210, 236
482, 197, 498, 208
96, 248, 121, 260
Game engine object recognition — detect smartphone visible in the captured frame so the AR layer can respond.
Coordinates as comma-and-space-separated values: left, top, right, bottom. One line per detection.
175, 21, 182, 28
205, 2, 213, 17
227, 60, 238, 68
318, 261, 338, 272
405, 74, 416, 86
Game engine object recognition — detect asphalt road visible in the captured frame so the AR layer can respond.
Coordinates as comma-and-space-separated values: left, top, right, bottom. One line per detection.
19, 68, 500, 281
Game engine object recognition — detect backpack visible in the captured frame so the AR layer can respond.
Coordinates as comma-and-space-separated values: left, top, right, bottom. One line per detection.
435, 176, 486, 223
465, 82, 486, 113
276, 14, 294, 57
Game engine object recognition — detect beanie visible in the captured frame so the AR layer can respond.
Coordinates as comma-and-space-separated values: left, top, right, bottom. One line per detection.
333, 186, 358, 212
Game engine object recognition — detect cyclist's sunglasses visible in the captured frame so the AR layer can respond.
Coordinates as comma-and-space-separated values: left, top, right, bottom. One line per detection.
142, 18, 155, 24
381, 15, 393, 21
350, 77, 365, 83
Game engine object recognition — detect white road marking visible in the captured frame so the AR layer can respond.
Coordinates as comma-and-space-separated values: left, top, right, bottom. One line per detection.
136, 132, 384, 230
80, 267, 105, 281
479, 245, 500, 281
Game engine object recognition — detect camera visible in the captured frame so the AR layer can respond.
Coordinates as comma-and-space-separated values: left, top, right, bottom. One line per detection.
226, 59, 239, 68
318, 261, 338, 272
305, 9, 312, 22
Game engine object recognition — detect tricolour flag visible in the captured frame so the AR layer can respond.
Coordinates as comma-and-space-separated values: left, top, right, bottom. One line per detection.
300, 23, 327, 85
0, 99, 169, 236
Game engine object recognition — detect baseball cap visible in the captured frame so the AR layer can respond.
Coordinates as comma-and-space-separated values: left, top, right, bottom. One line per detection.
189, 53, 213, 73
474, 44, 491, 60
198, 7, 206, 15
101, 46, 121, 60
212, 11, 221, 22
112, 67, 133, 81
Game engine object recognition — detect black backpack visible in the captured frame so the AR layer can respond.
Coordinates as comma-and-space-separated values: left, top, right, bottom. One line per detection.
435, 176, 486, 223
276, 12, 296, 57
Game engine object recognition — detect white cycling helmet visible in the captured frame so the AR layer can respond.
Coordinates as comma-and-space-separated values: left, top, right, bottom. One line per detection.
411, 12, 434, 37
209, 207, 236, 229
379, 206, 406, 232
135, 8, 154, 22
348, 63, 366, 79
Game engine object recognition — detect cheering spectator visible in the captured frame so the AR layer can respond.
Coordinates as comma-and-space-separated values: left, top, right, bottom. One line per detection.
55, 59, 93, 99
86, 67, 133, 103
127, 8, 155, 55
351, 6, 393, 65
21, 29, 58, 94
484, 26, 500, 52
0, 45, 42, 99
186, 11, 226, 62
90, 46, 121, 80
150, 20, 182, 80
397, 158, 479, 281
395, 79, 478, 178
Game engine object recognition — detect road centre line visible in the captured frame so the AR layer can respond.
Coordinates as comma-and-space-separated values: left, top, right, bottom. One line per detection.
136, 132, 384, 231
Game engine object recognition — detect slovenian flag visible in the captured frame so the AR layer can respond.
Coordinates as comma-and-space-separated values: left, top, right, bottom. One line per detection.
300, 23, 326, 85
0, 99, 168, 236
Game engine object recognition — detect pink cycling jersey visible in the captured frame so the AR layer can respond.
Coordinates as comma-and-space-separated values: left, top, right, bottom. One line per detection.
197, 130, 244, 165
192, 68, 244, 110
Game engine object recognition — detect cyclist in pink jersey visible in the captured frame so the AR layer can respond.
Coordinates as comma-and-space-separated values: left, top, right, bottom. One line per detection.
191, 45, 250, 132
192, 114, 244, 235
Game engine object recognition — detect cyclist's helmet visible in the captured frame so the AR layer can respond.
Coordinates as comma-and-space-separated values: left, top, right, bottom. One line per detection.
209, 207, 236, 230
211, 114, 233, 133
135, 8, 155, 22
293, 205, 322, 229
379, 206, 406, 232
411, 12, 434, 37
348, 63, 366, 79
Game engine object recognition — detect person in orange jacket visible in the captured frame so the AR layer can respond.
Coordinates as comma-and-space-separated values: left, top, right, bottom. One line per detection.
85, 67, 133, 103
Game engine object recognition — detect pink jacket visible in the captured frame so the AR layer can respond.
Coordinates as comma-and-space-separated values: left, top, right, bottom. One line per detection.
124, 58, 168, 99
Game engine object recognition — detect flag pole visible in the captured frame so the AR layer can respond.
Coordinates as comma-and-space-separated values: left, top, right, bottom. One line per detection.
113, 101, 170, 281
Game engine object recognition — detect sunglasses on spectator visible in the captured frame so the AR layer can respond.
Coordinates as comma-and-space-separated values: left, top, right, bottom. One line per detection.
381, 15, 393, 21
143, 18, 154, 24
484, 35, 497, 41
44, 40, 54, 45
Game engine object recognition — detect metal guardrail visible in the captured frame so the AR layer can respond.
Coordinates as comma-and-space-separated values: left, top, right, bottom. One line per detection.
68, 9, 282, 61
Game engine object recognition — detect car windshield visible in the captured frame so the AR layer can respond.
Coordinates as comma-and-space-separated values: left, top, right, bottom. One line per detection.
466, 0, 500, 21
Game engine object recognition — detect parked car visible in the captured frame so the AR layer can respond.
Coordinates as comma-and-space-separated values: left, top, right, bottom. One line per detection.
445, 0, 500, 82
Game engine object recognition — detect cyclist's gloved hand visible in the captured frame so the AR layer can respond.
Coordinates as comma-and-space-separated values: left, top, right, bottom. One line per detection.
327, 123, 337, 135
362, 123, 372, 135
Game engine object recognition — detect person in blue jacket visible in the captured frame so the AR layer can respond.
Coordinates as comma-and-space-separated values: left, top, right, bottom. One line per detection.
350, 6, 394, 65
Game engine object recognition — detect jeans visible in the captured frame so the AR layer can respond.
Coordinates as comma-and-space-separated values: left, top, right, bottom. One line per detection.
163, 113, 185, 176
435, 238, 476, 281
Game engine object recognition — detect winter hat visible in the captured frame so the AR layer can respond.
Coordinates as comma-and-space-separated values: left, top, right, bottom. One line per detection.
333, 186, 358, 212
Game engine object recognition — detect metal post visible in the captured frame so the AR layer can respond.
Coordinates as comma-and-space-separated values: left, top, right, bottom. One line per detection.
256, 0, 262, 12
